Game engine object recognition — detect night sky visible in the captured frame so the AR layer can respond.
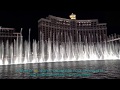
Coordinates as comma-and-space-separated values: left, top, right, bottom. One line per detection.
0, 0, 119, 41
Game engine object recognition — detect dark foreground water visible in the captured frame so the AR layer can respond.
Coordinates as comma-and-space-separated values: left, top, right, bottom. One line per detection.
0, 60, 120, 79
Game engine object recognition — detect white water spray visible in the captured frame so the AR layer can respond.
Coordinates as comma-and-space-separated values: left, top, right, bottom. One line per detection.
0, 30, 120, 65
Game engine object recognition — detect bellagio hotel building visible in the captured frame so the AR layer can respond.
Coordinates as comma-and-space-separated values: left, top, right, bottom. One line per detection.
38, 13, 107, 44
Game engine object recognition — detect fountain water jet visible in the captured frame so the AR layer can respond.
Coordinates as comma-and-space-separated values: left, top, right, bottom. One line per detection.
0, 30, 120, 65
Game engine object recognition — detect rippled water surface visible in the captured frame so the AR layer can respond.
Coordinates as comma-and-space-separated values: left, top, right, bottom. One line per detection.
0, 60, 120, 79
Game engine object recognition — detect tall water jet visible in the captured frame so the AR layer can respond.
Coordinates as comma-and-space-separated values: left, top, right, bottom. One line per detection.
0, 28, 120, 65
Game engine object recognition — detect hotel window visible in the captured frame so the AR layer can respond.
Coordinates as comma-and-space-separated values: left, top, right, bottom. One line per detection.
42, 21, 45, 25
46, 22, 48, 26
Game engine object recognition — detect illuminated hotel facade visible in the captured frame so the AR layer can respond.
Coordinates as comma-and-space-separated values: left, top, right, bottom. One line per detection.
0, 26, 22, 43
38, 13, 107, 43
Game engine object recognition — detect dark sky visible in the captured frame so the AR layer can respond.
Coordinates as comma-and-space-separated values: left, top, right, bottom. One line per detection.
0, 0, 119, 40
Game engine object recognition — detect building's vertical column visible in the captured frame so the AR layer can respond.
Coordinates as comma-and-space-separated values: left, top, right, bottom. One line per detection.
48, 25, 50, 41
104, 27, 107, 42
77, 30, 79, 42
89, 29, 91, 43
76, 28, 78, 43
85, 28, 87, 43
94, 25, 96, 42
79, 30, 82, 42
93, 30, 96, 43
87, 23, 89, 43
59, 25, 61, 43
83, 30, 85, 43
68, 29, 70, 42
98, 24, 103, 42
39, 26, 40, 42
93, 29, 95, 43
101, 26, 103, 42
64, 22, 65, 42
41, 24, 43, 41
97, 29, 99, 42
76, 23, 78, 43
72, 29, 74, 42
62, 25, 65, 42
41, 26, 42, 42
100, 28, 103, 42
86, 30, 88, 43
43, 24, 45, 42
38, 25, 39, 42
44, 24, 46, 42
46, 27, 48, 42
61, 27, 62, 43
98, 29, 100, 42
41, 26, 43, 41
66, 29, 68, 42
103, 29, 105, 42
87, 30, 89, 42
84, 30, 86, 43
61, 21, 63, 43
80, 30, 82, 42
44, 26, 45, 42
66, 22, 68, 43
38, 26, 41, 56
51, 28, 53, 43
62, 25, 64, 43
54, 25, 56, 43
0, 28, 2, 43
92, 30, 94, 43
101, 29, 104, 42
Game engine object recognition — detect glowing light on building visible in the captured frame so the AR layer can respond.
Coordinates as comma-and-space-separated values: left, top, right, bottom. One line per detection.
69, 13, 76, 19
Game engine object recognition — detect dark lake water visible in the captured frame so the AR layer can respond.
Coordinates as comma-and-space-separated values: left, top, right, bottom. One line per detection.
0, 60, 120, 79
